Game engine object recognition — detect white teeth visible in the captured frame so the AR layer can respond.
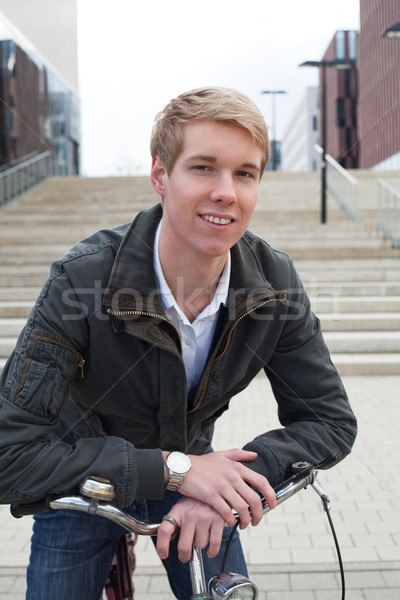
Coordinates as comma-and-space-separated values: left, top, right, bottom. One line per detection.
202, 215, 232, 225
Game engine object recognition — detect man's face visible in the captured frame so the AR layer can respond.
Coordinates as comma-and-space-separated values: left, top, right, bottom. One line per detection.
151, 119, 263, 262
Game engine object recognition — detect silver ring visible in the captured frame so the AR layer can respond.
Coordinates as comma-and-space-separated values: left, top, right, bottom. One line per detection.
162, 515, 179, 529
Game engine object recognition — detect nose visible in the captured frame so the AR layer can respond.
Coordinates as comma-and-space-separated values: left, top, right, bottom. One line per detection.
209, 173, 237, 204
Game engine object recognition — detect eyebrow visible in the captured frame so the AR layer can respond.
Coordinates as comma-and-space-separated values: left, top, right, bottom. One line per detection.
185, 154, 261, 172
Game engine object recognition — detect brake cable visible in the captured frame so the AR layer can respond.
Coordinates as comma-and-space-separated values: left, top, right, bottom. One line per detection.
221, 475, 345, 599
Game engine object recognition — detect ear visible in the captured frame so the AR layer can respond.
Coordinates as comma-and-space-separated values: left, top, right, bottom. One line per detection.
150, 156, 168, 197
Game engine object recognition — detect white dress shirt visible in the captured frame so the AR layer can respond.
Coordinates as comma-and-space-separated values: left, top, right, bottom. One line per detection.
153, 220, 230, 395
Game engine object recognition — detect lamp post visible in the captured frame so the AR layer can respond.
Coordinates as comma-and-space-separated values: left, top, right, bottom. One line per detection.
261, 90, 287, 171
299, 60, 352, 223
381, 21, 400, 38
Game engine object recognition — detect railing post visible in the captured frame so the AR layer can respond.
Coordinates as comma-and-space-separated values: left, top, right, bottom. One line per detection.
377, 181, 383, 232
0, 174, 4, 208
384, 188, 390, 239
392, 196, 399, 249
313, 145, 358, 223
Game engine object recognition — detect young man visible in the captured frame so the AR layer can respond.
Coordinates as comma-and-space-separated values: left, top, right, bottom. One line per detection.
0, 87, 357, 599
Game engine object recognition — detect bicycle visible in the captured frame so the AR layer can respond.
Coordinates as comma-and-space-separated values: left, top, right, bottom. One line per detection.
10, 461, 345, 600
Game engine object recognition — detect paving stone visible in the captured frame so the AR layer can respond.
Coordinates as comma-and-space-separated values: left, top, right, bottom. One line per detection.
364, 590, 400, 600
344, 569, 386, 588
267, 591, 315, 600
252, 572, 290, 591
290, 571, 337, 590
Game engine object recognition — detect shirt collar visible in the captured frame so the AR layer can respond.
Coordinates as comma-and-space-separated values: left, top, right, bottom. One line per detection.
153, 219, 231, 318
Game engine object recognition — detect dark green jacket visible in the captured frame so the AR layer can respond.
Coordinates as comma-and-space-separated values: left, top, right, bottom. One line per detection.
0, 204, 357, 507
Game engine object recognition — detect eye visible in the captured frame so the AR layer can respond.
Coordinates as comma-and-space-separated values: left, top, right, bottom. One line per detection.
236, 170, 253, 178
194, 165, 210, 171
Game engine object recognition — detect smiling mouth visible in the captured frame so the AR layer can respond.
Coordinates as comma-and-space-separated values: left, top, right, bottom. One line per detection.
201, 214, 233, 225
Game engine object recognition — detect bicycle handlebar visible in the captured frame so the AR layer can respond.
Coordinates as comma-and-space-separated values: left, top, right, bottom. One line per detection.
10, 461, 317, 534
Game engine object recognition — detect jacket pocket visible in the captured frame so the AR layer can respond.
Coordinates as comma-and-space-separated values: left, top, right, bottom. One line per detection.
13, 331, 83, 419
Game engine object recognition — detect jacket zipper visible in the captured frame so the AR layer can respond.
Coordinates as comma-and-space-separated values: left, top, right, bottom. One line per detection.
189, 294, 287, 413
105, 307, 183, 355
56, 354, 85, 416
106, 293, 286, 414
78, 357, 85, 378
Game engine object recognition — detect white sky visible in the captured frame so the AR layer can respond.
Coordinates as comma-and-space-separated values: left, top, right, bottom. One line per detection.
77, 0, 360, 177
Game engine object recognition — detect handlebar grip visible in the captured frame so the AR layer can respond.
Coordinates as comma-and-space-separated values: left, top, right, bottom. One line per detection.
10, 498, 54, 518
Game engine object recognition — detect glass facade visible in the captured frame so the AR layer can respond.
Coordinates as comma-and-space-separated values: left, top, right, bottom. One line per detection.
335, 31, 346, 60
0, 13, 80, 173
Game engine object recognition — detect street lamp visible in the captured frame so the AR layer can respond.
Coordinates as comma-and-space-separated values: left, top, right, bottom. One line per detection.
299, 59, 352, 223
381, 21, 400, 38
261, 90, 287, 171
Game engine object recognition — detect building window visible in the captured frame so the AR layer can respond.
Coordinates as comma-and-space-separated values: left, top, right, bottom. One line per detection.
344, 70, 350, 96
348, 30, 357, 60
335, 31, 345, 60
312, 115, 318, 130
337, 98, 345, 127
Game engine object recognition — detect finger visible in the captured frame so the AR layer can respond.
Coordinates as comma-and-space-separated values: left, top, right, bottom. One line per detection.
207, 519, 225, 558
240, 469, 277, 510
177, 520, 196, 563
193, 521, 212, 550
219, 448, 258, 462
156, 520, 178, 560
222, 490, 251, 528
233, 484, 264, 526
208, 496, 237, 527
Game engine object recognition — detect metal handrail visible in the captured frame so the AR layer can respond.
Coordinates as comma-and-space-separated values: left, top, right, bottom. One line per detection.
0, 151, 67, 209
314, 144, 359, 223
377, 179, 400, 249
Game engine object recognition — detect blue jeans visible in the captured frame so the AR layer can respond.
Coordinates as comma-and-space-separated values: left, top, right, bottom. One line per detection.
26, 490, 247, 600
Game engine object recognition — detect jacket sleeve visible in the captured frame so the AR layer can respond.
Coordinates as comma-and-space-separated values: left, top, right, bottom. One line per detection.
0, 261, 164, 508
243, 263, 357, 487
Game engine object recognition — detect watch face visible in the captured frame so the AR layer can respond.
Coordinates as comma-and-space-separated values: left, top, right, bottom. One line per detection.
167, 452, 191, 474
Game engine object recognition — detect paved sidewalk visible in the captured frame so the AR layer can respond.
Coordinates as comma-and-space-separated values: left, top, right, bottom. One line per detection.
1, 375, 399, 598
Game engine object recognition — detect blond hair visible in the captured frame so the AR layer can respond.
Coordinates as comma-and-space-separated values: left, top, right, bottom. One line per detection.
150, 87, 270, 175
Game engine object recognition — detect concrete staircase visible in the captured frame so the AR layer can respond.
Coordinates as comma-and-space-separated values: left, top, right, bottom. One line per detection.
0, 172, 399, 375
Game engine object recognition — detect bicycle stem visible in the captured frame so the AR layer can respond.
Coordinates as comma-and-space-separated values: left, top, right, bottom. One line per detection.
190, 547, 210, 599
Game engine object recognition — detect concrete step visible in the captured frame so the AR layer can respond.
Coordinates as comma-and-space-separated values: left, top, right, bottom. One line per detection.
300, 268, 400, 282
310, 296, 400, 313
0, 288, 41, 301
0, 275, 50, 287
296, 258, 400, 270
0, 265, 52, 275
319, 313, 400, 331
324, 331, 400, 353
304, 282, 400, 296
0, 301, 33, 318
332, 353, 400, 376
0, 337, 19, 357
0, 318, 26, 336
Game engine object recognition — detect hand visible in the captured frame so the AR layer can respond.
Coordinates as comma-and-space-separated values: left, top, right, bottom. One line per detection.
178, 449, 276, 528
156, 497, 225, 563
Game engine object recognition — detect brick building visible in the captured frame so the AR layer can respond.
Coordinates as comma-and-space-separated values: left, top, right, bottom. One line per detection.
357, 0, 400, 169
321, 30, 358, 169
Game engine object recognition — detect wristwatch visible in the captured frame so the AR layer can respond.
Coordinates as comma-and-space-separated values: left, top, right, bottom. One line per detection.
165, 451, 192, 491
